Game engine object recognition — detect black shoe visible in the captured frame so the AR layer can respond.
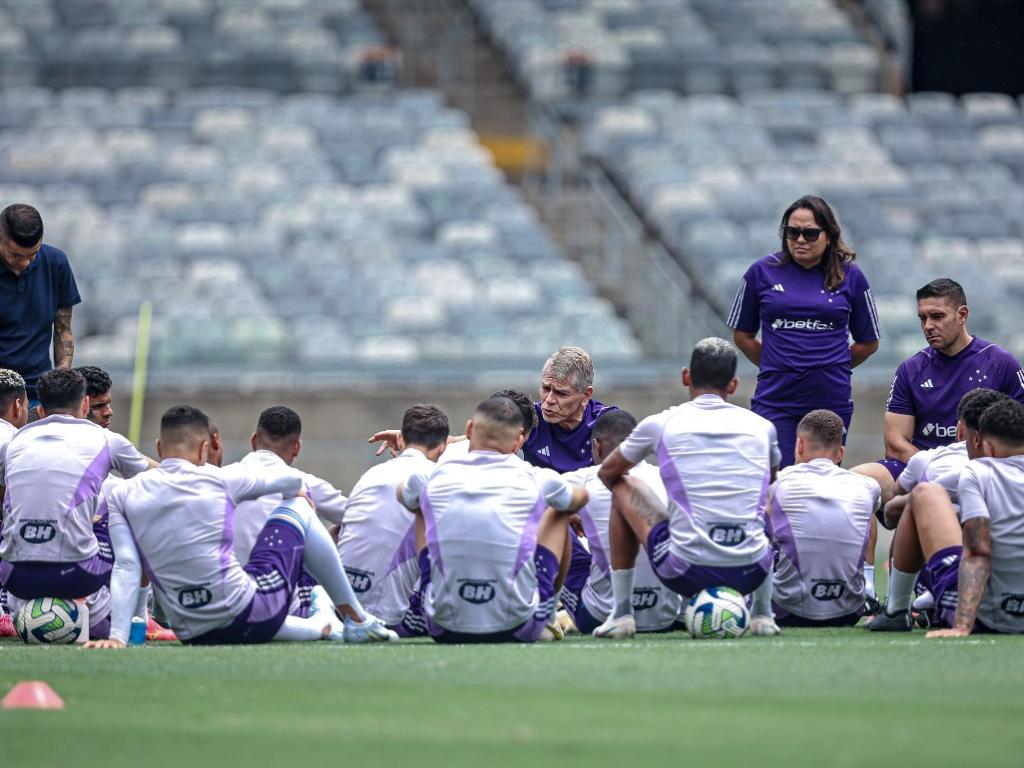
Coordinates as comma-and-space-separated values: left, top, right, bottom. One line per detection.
866, 607, 913, 632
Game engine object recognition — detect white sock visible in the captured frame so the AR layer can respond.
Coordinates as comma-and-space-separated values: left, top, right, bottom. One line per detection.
863, 564, 876, 600
272, 614, 329, 642
752, 571, 773, 617
610, 568, 635, 619
134, 584, 151, 619
887, 567, 917, 613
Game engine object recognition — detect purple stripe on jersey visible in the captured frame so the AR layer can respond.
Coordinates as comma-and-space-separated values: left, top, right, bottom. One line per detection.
769, 494, 801, 575
67, 444, 112, 517
577, 506, 609, 575
419, 488, 445, 576
385, 522, 417, 577
0, 560, 12, 584
656, 438, 692, 517
513, 495, 547, 577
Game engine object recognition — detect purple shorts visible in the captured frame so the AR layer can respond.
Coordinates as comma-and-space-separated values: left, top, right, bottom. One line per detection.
560, 529, 593, 627
427, 546, 561, 644
918, 545, 963, 629
646, 520, 771, 598
0, 553, 112, 601
186, 521, 305, 645
877, 458, 907, 483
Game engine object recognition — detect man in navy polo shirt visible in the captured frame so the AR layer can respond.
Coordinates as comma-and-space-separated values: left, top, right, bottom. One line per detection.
0, 204, 81, 409
879, 278, 1024, 480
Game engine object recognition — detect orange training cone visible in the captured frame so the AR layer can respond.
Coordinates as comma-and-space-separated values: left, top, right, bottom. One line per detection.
1, 681, 65, 710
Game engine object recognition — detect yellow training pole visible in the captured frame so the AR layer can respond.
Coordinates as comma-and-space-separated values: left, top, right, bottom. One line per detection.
128, 301, 153, 447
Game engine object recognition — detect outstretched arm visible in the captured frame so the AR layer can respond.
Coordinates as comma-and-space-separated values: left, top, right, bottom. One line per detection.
597, 447, 637, 490
53, 306, 75, 368
927, 517, 991, 638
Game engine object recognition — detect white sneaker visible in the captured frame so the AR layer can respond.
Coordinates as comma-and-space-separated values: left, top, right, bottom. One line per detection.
342, 614, 399, 643
555, 609, 578, 635
749, 615, 781, 636
592, 614, 636, 640
310, 586, 344, 639
912, 590, 935, 612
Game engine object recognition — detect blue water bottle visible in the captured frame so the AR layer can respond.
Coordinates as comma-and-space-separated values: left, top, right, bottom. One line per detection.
129, 616, 147, 646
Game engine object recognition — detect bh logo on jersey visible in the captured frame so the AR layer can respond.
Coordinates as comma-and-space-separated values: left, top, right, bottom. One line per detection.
708, 524, 745, 547
921, 422, 956, 438
770, 318, 835, 332
19, 520, 57, 543
811, 580, 846, 601
178, 585, 213, 608
458, 580, 496, 604
632, 588, 659, 610
1000, 594, 1024, 617
344, 567, 373, 593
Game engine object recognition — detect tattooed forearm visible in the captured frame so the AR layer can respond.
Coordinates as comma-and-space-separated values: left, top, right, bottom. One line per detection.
953, 518, 992, 631
53, 307, 74, 368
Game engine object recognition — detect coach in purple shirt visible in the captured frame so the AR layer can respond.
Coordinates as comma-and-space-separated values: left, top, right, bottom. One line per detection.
522, 346, 616, 472
880, 277, 1024, 479
729, 195, 881, 468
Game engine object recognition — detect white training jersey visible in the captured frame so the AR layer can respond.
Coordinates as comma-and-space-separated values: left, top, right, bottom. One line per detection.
230, 450, 348, 563
0, 414, 149, 562
405, 450, 575, 634
435, 439, 470, 464
618, 394, 779, 567
107, 458, 304, 641
958, 456, 1024, 634
563, 461, 682, 631
898, 442, 968, 492
337, 448, 436, 626
769, 459, 880, 620
0, 418, 15, 455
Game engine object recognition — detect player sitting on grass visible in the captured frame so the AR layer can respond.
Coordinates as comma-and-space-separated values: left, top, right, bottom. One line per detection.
870, 398, 1024, 635
230, 406, 348, 620
86, 405, 396, 648
559, 409, 683, 634
0, 368, 152, 639
398, 396, 587, 643
338, 403, 449, 637
768, 410, 880, 627
0, 368, 30, 638
592, 337, 781, 639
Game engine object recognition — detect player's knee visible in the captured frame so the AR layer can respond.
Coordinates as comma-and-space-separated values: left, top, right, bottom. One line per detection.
267, 496, 314, 535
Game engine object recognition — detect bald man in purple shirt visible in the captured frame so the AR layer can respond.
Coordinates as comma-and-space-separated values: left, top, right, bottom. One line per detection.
879, 278, 1024, 481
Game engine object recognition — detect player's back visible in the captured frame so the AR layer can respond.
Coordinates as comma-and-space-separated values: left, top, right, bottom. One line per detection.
899, 442, 968, 492
338, 448, 434, 624
958, 456, 1024, 633
568, 462, 682, 631
770, 460, 878, 620
0, 414, 146, 563
421, 451, 547, 633
109, 460, 258, 640
623, 395, 775, 566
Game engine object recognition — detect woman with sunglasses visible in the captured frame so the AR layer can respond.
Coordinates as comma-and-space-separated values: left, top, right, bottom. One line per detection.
728, 195, 881, 468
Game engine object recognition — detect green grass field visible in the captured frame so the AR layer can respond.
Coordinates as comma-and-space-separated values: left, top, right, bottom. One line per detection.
2, 630, 1023, 767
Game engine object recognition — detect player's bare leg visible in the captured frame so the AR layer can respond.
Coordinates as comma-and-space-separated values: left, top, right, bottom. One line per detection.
852, 462, 896, 601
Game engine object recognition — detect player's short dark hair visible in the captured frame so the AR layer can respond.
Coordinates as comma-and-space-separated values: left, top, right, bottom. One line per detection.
160, 405, 211, 445
916, 278, 966, 308
474, 396, 522, 430
75, 365, 112, 398
592, 409, 637, 449
689, 337, 737, 390
979, 399, 1024, 445
37, 368, 86, 412
797, 409, 844, 448
401, 404, 449, 449
492, 388, 536, 434
957, 388, 1008, 431
0, 204, 43, 248
0, 368, 27, 412
257, 406, 301, 442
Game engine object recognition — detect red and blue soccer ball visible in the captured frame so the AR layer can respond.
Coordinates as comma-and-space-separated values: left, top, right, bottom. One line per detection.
684, 586, 749, 639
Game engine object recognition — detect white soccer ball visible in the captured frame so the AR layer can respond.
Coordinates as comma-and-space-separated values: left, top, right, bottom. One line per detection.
684, 586, 749, 639
15, 597, 85, 644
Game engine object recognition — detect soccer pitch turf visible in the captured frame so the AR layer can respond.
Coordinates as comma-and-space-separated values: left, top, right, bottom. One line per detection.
2, 630, 1022, 767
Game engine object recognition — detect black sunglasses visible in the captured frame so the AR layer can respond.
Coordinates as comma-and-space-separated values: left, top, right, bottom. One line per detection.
780, 226, 824, 243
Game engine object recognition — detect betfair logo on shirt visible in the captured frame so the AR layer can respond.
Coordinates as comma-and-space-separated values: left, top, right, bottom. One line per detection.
921, 423, 956, 438
19, 521, 56, 543
769, 318, 835, 331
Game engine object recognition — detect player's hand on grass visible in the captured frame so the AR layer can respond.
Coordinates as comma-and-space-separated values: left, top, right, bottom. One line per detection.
925, 627, 972, 639
84, 638, 126, 649
368, 429, 403, 457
